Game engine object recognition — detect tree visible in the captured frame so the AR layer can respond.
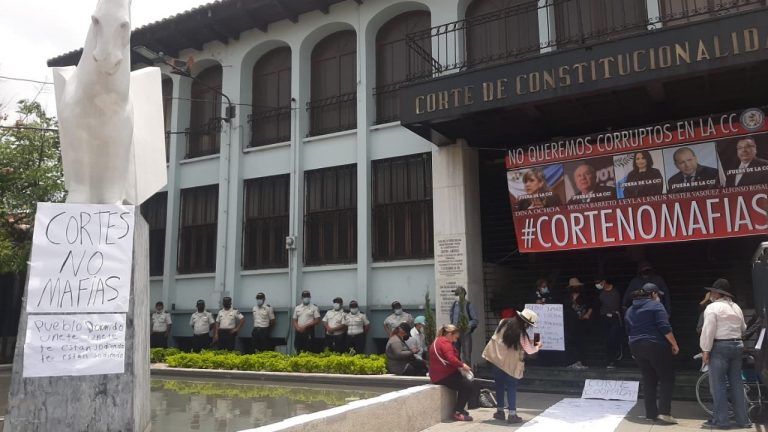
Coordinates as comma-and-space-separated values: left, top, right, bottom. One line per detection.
0, 100, 65, 273
423, 291, 436, 347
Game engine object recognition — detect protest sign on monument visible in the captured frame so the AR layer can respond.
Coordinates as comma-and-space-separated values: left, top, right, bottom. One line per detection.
26, 203, 135, 313
524, 303, 564, 351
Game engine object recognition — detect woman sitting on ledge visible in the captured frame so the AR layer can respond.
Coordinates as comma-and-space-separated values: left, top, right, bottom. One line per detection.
429, 324, 474, 422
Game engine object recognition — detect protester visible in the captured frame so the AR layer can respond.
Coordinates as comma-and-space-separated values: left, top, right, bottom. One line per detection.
531, 278, 553, 304
252, 292, 275, 352
624, 261, 671, 314
449, 287, 479, 362
625, 283, 680, 424
482, 309, 542, 424
293, 290, 321, 353
565, 277, 591, 369
385, 323, 427, 376
344, 300, 369, 354
151, 301, 172, 349
596, 276, 623, 369
408, 315, 428, 360
700, 278, 751, 429
322, 297, 347, 353
430, 324, 474, 422
213, 296, 244, 351
383, 301, 414, 336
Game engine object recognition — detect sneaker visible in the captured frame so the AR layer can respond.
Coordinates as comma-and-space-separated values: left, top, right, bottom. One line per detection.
493, 411, 506, 421
606, 363, 616, 369
736, 423, 753, 429
507, 414, 524, 424
702, 420, 730, 429
453, 412, 472, 422
656, 414, 678, 424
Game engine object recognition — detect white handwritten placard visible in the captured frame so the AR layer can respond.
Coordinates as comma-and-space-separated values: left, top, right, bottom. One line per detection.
581, 379, 639, 401
27, 203, 134, 313
524, 303, 565, 351
23, 313, 127, 377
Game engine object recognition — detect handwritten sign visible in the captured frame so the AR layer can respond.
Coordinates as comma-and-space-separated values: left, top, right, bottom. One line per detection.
23, 314, 127, 377
27, 203, 134, 313
524, 303, 565, 351
581, 379, 639, 401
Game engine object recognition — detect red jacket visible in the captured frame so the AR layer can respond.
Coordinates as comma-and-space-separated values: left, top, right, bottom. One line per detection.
429, 336, 464, 383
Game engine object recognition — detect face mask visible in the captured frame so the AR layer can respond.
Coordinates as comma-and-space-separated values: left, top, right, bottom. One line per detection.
540, 287, 550, 295
302, 298, 311, 305
256, 299, 264, 306
350, 308, 359, 315
595, 283, 604, 290
333, 303, 341, 311
156, 308, 163, 313
394, 308, 403, 316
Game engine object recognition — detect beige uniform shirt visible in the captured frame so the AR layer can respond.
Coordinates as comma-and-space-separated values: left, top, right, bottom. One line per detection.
293, 304, 320, 327
190, 311, 214, 335
252, 305, 275, 328
322, 310, 346, 335
216, 308, 244, 330
344, 312, 370, 336
152, 310, 172, 332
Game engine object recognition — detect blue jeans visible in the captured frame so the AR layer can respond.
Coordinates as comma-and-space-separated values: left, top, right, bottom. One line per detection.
492, 364, 518, 411
708, 340, 750, 426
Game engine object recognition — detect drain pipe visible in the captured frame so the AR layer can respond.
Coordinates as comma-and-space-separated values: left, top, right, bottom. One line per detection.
287, 97, 300, 354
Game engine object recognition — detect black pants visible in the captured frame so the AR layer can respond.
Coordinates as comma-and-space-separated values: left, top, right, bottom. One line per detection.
566, 319, 588, 364
252, 327, 272, 352
192, 334, 210, 352
602, 315, 624, 363
347, 333, 366, 354
402, 359, 428, 376
630, 340, 675, 419
436, 371, 473, 413
218, 330, 236, 351
294, 329, 315, 353
326, 334, 346, 353
150, 332, 168, 349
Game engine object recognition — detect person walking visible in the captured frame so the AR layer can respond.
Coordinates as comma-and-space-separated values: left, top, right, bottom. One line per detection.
700, 278, 751, 429
482, 309, 542, 424
252, 292, 275, 352
429, 324, 474, 422
625, 283, 680, 424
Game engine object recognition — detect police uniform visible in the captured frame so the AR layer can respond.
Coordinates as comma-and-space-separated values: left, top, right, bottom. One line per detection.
151, 310, 172, 348
190, 311, 214, 352
344, 312, 370, 354
383, 312, 413, 335
252, 304, 275, 352
216, 308, 244, 351
322, 309, 347, 353
293, 303, 320, 353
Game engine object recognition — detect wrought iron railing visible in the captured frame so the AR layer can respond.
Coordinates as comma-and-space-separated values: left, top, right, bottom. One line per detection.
373, 82, 404, 124
406, 0, 767, 80
248, 107, 292, 148
307, 92, 357, 136
185, 117, 222, 159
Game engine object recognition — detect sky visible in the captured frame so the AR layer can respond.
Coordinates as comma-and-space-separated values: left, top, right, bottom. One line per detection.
0, 0, 213, 123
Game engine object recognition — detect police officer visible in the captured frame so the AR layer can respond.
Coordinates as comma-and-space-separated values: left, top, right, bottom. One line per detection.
383, 301, 414, 336
322, 297, 347, 353
214, 296, 244, 351
252, 292, 275, 352
151, 301, 172, 348
293, 290, 320, 353
190, 300, 214, 352
344, 300, 369, 354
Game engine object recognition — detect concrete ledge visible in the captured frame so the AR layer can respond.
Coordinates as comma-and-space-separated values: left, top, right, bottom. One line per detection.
0, 364, 12, 371
241, 384, 455, 432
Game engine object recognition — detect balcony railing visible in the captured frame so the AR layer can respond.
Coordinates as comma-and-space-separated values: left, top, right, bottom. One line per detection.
405, 0, 767, 80
248, 107, 292, 148
307, 92, 357, 137
185, 117, 222, 159
373, 83, 404, 124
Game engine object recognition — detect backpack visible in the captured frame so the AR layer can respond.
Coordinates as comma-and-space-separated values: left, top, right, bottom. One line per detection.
478, 389, 497, 408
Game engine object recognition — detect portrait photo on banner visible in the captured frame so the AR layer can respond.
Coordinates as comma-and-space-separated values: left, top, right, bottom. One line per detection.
507, 165, 565, 211
716, 132, 768, 188
613, 149, 667, 199
662, 141, 723, 193
563, 157, 616, 205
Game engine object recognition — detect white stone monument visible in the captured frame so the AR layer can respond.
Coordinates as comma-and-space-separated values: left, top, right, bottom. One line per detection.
5, 0, 166, 430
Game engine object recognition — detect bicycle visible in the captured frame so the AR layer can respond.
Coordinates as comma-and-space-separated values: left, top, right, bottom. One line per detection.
694, 352, 766, 422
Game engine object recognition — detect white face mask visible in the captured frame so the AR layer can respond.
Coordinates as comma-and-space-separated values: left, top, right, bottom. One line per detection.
595, 283, 604, 290
394, 308, 403, 316
302, 297, 311, 305
350, 308, 359, 315
256, 299, 264, 306
333, 303, 341, 311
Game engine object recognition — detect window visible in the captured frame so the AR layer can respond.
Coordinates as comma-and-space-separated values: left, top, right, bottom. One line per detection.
554, 0, 647, 46
375, 11, 432, 124
178, 185, 218, 274
372, 154, 433, 261
243, 175, 290, 269
187, 65, 222, 158
140, 192, 167, 276
466, 0, 540, 67
250, 47, 292, 147
162, 78, 173, 162
304, 165, 357, 265
659, 0, 761, 26
308, 31, 357, 136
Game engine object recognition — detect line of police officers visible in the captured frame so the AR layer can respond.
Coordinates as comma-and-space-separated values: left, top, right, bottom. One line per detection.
150, 292, 418, 354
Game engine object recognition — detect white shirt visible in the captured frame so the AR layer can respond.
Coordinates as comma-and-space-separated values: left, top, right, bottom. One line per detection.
344, 312, 369, 336
322, 309, 346, 335
408, 327, 426, 357
190, 311, 214, 335
700, 298, 746, 352
293, 303, 320, 327
252, 304, 275, 328
216, 308, 244, 329
152, 310, 172, 332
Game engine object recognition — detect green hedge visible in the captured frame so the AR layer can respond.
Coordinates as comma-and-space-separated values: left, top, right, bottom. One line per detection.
150, 348, 182, 363
151, 349, 388, 375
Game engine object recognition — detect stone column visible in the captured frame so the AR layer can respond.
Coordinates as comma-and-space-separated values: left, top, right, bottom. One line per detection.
432, 141, 485, 365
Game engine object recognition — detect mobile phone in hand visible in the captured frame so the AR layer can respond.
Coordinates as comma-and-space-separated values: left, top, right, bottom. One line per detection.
533, 333, 541, 344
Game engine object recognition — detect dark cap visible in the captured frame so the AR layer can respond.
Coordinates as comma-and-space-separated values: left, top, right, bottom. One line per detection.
349, 300, 358, 307
223, 296, 232, 301
391, 301, 402, 309
333, 297, 343, 304
301, 290, 311, 298
155, 301, 164, 307
641, 283, 660, 294
256, 292, 265, 299
196, 299, 205, 305
453, 286, 466, 295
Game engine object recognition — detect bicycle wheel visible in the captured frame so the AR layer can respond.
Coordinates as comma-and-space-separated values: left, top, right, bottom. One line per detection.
697, 372, 714, 416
